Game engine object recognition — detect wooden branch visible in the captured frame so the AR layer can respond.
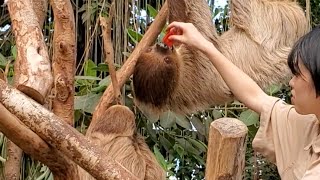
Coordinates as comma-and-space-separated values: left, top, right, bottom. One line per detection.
50, 0, 76, 125
205, 118, 248, 180
0, 79, 138, 180
31, 0, 48, 27
0, 103, 79, 179
7, 0, 53, 104
100, 2, 121, 104
4, 141, 22, 180
87, 1, 168, 134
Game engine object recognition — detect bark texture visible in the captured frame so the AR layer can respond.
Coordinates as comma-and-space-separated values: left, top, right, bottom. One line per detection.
205, 118, 248, 179
0, 103, 79, 179
0, 79, 138, 180
50, 0, 76, 125
7, 0, 53, 104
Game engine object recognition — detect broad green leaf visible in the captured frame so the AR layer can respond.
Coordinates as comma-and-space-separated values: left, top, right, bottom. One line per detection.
74, 93, 102, 113
147, 4, 158, 19
159, 111, 176, 128
192, 154, 205, 165
127, 29, 143, 44
212, 109, 223, 119
92, 63, 109, 72
175, 114, 191, 129
84, 59, 97, 77
190, 116, 205, 136
188, 138, 207, 153
239, 109, 259, 126
159, 135, 173, 152
176, 138, 200, 155
99, 76, 111, 86
146, 123, 157, 141
173, 144, 185, 158
154, 146, 167, 169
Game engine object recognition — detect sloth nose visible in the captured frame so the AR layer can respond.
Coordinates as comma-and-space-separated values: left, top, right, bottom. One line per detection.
155, 44, 170, 54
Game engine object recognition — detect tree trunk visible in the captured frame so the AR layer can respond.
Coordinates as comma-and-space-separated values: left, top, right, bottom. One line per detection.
31, 0, 48, 27
50, 0, 76, 125
6, 1, 52, 179
205, 118, 248, 180
4, 141, 22, 180
7, 0, 53, 105
0, 79, 138, 180
86, 1, 169, 135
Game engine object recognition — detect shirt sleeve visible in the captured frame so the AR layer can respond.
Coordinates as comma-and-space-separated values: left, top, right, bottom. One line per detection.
252, 96, 319, 176
252, 96, 281, 163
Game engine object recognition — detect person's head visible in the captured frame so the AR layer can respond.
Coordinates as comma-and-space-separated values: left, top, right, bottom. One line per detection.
288, 26, 320, 116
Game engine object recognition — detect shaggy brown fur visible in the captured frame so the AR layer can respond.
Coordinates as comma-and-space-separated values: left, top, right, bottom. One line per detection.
133, 0, 308, 119
78, 105, 166, 180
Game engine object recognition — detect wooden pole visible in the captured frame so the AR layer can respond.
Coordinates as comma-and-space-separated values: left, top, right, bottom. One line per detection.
205, 118, 248, 180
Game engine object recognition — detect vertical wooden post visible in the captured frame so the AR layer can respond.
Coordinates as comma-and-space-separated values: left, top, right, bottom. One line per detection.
205, 118, 248, 180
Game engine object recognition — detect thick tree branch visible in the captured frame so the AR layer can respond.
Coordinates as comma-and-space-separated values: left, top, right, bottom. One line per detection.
7, 0, 53, 104
50, 0, 76, 125
0, 79, 138, 180
0, 103, 79, 179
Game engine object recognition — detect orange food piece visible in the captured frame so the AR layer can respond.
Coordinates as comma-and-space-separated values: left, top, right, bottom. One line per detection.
163, 30, 175, 47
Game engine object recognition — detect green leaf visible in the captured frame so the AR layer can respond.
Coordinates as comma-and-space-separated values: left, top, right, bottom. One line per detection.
84, 59, 97, 77
99, 76, 111, 86
192, 154, 205, 165
74, 93, 102, 113
0, 53, 7, 66
173, 144, 185, 158
204, 116, 214, 139
176, 138, 200, 155
11, 46, 17, 60
212, 109, 223, 120
159, 111, 176, 128
159, 135, 173, 152
188, 138, 207, 153
147, 4, 158, 19
146, 122, 157, 141
190, 116, 205, 136
267, 84, 281, 95
127, 29, 143, 44
239, 109, 260, 126
175, 114, 192, 129
153, 146, 167, 169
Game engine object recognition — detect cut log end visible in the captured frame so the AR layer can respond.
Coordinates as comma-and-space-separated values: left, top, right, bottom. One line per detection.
17, 85, 45, 105
211, 118, 248, 138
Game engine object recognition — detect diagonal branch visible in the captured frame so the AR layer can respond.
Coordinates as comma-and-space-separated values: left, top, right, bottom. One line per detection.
87, 1, 169, 135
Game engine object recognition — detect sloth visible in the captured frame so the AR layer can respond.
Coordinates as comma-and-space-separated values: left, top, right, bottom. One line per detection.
78, 105, 166, 180
133, 0, 308, 119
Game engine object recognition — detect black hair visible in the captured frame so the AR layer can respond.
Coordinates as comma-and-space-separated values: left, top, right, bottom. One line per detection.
288, 25, 320, 96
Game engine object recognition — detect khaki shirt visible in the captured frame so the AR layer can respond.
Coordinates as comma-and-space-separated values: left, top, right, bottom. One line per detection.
252, 97, 320, 180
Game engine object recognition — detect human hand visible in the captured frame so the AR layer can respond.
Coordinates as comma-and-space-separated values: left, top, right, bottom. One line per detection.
166, 22, 213, 52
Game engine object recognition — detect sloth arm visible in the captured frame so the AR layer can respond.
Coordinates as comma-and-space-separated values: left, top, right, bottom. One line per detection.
202, 42, 273, 114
